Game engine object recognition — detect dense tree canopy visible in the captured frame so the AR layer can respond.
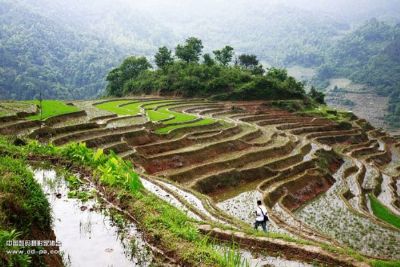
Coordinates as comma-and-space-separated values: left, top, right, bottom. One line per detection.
155, 46, 174, 70
106, 56, 152, 97
308, 86, 325, 104
238, 54, 265, 75
0, 1, 127, 100
175, 37, 204, 63
106, 38, 314, 103
213, 46, 234, 66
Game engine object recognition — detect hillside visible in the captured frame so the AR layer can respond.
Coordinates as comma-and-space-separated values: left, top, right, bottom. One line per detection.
1, 96, 400, 266
359, 33, 400, 126
0, 1, 125, 100
306, 19, 400, 127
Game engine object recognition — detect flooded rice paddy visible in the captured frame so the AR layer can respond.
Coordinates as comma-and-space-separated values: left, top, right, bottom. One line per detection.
295, 160, 400, 259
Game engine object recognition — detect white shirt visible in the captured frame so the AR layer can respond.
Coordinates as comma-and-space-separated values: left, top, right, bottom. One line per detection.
256, 205, 267, 222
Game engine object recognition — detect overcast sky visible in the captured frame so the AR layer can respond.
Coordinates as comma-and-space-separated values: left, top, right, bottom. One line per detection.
18, 0, 400, 23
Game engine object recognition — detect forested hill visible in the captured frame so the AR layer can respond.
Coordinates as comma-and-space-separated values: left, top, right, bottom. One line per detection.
316, 19, 400, 89
106, 38, 325, 105
314, 19, 400, 126
0, 1, 125, 100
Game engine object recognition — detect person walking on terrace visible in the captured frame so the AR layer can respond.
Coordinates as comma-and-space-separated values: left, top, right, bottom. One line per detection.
254, 200, 268, 232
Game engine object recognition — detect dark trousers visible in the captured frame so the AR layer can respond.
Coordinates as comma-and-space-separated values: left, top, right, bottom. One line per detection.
254, 220, 267, 232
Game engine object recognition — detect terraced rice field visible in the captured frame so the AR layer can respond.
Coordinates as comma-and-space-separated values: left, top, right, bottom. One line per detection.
26, 100, 80, 120
1, 97, 400, 266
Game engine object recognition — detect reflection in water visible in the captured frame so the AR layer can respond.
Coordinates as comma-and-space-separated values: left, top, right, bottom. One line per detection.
33, 168, 153, 267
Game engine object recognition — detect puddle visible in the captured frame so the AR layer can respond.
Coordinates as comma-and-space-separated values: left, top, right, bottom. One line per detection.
33, 168, 153, 267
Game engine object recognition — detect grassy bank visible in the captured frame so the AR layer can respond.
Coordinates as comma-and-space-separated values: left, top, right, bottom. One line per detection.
372, 260, 400, 267
0, 141, 60, 266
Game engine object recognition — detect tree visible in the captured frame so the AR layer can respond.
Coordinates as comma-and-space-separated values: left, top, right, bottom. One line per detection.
308, 86, 325, 104
213, 45, 234, 66
175, 37, 203, 63
120, 56, 152, 81
238, 54, 264, 75
155, 46, 173, 70
266, 67, 288, 81
203, 53, 215, 66
238, 54, 259, 69
106, 56, 151, 96
106, 68, 124, 96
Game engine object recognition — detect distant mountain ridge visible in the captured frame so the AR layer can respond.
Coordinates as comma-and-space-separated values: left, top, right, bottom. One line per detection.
0, 0, 399, 104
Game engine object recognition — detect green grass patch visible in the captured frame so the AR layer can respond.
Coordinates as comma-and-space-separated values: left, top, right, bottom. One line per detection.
96, 99, 179, 116
27, 100, 80, 120
372, 260, 400, 267
141, 100, 180, 109
95, 100, 139, 115
147, 110, 172, 121
145, 102, 200, 124
369, 194, 400, 229
0, 156, 51, 232
134, 191, 249, 266
155, 118, 215, 134
97, 99, 206, 126
0, 150, 51, 266
157, 106, 197, 124
125, 100, 180, 116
